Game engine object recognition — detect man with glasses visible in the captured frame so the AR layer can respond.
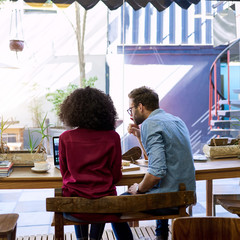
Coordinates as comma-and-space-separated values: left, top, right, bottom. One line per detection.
112, 86, 196, 240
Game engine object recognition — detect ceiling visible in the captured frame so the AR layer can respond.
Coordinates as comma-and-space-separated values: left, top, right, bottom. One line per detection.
15, 0, 201, 12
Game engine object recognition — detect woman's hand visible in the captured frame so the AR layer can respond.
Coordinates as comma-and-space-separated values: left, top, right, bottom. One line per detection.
128, 124, 140, 138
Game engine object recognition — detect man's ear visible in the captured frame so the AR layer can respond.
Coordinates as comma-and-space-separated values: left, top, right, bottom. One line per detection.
138, 103, 144, 112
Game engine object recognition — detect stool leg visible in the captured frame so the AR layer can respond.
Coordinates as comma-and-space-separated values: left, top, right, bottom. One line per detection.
6, 225, 17, 240
213, 203, 216, 216
12, 225, 17, 240
55, 212, 64, 240
188, 206, 193, 216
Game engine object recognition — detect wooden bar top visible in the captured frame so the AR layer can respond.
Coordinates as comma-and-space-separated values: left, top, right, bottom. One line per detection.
0, 160, 147, 189
135, 158, 240, 181
1, 157, 240, 189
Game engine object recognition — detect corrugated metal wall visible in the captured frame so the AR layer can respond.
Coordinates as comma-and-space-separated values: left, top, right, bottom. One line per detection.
108, 0, 230, 47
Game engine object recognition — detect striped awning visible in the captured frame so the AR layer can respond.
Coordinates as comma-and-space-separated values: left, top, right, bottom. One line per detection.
19, 0, 201, 11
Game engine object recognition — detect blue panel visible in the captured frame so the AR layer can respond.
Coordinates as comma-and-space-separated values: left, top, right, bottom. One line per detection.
194, 18, 201, 44
121, 5, 124, 44
132, 9, 139, 44
195, 1, 201, 14
182, 9, 188, 44
217, 4, 223, 13
205, 19, 211, 44
156, 11, 163, 43
105, 62, 109, 94
206, 1, 211, 14
144, 4, 151, 44
121, 3, 130, 44
169, 3, 175, 44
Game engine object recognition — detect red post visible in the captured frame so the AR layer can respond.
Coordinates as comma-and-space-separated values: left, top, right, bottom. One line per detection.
209, 72, 213, 127
214, 63, 217, 116
227, 50, 231, 109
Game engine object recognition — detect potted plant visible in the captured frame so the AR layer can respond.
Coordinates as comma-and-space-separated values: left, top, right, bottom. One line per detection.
0, 114, 50, 166
0, 116, 12, 153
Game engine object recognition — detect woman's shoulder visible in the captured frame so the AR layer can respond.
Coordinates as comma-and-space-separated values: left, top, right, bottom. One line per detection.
60, 128, 78, 139
60, 128, 120, 139
108, 130, 120, 137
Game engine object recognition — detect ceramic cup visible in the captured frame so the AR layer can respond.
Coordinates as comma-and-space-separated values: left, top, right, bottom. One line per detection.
34, 161, 49, 170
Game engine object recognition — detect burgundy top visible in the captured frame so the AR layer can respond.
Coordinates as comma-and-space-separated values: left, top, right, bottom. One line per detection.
59, 128, 122, 221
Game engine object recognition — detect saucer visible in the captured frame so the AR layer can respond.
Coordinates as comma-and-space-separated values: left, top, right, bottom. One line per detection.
31, 166, 50, 173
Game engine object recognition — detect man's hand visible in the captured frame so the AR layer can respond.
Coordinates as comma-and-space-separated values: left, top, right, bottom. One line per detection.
128, 123, 148, 160
128, 183, 139, 195
128, 123, 140, 138
128, 173, 161, 195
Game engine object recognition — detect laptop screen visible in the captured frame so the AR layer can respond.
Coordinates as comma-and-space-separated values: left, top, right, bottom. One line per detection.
52, 136, 59, 166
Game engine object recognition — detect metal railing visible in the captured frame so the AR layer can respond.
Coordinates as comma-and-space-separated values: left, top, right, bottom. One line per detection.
209, 38, 240, 126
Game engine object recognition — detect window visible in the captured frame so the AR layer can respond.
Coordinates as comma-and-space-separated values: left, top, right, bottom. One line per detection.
2, 134, 17, 143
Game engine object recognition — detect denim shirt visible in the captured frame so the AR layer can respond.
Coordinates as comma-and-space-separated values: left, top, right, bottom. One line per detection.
141, 109, 196, 193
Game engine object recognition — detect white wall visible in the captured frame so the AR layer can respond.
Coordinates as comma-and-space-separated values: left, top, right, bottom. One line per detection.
0, 2, 108, 127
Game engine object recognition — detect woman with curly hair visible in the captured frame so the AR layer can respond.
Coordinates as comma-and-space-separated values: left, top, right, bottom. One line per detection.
58, 87, 123, 240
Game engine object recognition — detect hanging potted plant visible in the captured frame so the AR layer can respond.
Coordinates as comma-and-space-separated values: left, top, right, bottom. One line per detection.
9, 2, 25, 53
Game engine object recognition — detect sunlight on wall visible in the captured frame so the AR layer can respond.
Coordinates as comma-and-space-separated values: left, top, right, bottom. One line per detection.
109, 61, 193, 141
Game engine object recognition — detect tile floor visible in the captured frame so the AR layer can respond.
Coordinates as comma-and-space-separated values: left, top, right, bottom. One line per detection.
0, 179, 239, 237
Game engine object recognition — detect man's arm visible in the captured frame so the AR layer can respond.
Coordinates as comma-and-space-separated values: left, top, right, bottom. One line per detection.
128, 123, 148, 160
128, 172, 160, 195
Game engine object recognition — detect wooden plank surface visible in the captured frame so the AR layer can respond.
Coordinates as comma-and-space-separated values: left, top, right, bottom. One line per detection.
122, 163, 140, 172
146, 226, 155, 239
130, 227, 139, 239
140, 226, 151, 239
47, 188, 195, 213
16, 226, 160, 240
102, 230, 108, 240
2, 158, 240, 189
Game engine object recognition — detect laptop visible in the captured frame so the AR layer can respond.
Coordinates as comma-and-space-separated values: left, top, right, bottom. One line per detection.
52, 136, 60, 169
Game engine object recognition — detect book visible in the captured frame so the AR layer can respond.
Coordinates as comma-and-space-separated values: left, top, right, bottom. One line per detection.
0, 163, 13, 172
0, 168, 13, 177
193, 154, 208, 162
0, 161, 10, 167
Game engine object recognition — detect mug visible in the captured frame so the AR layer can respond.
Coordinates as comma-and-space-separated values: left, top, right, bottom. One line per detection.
34, 161, 49, 170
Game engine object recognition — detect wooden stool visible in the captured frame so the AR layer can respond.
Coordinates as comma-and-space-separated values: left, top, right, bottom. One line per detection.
213, 184, 240, 216
0, 214, 19, 240
172, 217, 240, 240
217, 199, 240, 217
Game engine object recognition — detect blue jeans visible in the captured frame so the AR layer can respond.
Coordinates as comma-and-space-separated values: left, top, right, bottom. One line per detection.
111, 215, 170, 240
63, 213, 105, 240
111, 222, 134, 240
145, 208, 178, 238
156, 219, 169, 238
111, 192, 178, 240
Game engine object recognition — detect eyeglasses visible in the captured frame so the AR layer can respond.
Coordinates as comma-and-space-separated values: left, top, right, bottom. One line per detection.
127, 107, 134, 116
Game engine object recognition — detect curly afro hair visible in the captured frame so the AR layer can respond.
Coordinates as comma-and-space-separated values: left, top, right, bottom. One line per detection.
59, 87, 117, 130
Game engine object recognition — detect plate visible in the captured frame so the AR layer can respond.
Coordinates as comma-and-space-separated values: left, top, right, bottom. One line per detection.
122, 164, 140, 172
31, 166, 50, 173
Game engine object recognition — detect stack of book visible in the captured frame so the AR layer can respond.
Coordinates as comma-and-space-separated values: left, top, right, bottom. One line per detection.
0, 160, 13, 177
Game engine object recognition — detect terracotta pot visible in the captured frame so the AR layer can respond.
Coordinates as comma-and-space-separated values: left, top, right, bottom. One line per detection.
9, 40, 24, 52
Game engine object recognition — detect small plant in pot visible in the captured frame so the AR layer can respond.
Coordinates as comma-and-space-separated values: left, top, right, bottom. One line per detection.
32, 113, 51, 153
0, 114, 51, 166
0, 116, 12, 153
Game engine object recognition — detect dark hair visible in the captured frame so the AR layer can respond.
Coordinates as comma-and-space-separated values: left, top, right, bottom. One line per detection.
59, 87, 117, 130
128, 86, 159, 111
